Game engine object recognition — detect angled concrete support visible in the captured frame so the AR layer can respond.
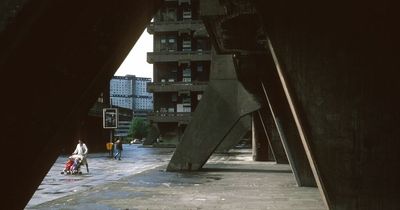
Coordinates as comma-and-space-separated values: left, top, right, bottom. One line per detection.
260, 77, 316, 187
167, 80, 260, 171
255, 1, 400, 209
252, 111, 270, 161
199, 0, 314, 186
167, 52, 260, 171
0, 1, 161, 208
236, 54, 316, 187
257, 107, 288, 164
216, 114, 251, 152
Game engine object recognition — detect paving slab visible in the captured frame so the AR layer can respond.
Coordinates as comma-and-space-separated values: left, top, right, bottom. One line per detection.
27, 147, 325, 210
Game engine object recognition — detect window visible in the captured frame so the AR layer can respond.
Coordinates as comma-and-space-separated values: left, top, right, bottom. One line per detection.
182, 39, 191, 51
167, 35, 177, 51
197, 64, 203, 72
160, 35, 177, 51
183, 8, 192, 19
183, 67, 191, 82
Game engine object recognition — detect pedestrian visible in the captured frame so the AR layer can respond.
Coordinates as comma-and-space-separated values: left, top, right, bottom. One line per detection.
72, 139, 89, 172
114, 139, 123, 160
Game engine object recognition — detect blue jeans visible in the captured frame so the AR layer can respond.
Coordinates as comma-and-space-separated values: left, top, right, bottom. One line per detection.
114, 149, 122, 159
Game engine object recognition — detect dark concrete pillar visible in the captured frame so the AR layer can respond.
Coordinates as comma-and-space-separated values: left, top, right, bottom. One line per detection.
258, 107, 288, 164
252, 111, 269, 161
260, 76, 316, 187
0, 1, 161, 209
199, 0, 313, 186
236, 54, 316, 187
255, 1, 400, 209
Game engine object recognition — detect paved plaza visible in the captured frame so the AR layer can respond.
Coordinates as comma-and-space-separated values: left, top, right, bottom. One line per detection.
26, 145, 325, 210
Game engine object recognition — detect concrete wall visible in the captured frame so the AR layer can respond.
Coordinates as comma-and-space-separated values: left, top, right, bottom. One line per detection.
255, 1, 400, 209
0, 1, 161, 208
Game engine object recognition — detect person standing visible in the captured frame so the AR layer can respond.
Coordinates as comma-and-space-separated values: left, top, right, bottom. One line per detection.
73, 139, 89, 172
114, 139, 123, 160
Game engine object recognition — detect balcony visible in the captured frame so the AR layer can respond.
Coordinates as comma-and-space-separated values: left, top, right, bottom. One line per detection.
147, 20, 205, 34
147, 50, 211, 63
148, 112, 192, 124
147, 81, 208, 93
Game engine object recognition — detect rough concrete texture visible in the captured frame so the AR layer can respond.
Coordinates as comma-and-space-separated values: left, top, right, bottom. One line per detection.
208, 50, 237, 80
30, 149, 325, 210
234, 54, 316, 188
254, 1, 400, 209
216, 114, 251, 152
252, 111, 270, 161
167, 80, 260, 171
257, 108, 288, 164
167, 52, 260, 171
200, 1, 316, 188
0, 1, 162, 208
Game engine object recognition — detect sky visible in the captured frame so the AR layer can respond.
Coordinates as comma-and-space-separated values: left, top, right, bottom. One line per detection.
114, 29, 153, 79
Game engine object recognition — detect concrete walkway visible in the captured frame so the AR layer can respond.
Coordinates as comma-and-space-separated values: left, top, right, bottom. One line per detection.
27, 146, 326, 210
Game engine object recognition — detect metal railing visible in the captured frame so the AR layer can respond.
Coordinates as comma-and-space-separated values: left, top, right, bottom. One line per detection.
147, 81, 208, 92
147, 20, 204, 33
147, 112, 193, 124
147, 50, 211, 63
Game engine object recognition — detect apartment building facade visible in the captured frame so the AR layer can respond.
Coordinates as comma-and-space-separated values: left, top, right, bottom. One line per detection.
110, 75, 153, 113
110, 75, 153, 137
146, 0, 211, 145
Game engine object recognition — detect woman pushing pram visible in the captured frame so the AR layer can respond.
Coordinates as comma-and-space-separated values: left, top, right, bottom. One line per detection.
61, 139, 89, 175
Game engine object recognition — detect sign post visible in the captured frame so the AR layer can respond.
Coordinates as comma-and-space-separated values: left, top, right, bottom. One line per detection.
103, 108, 118, 157
103, 108, 118, 129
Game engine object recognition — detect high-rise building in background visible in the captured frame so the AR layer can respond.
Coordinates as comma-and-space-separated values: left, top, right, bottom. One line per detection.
146, 0, 211, 146
110, 75, 153, 114
110, 75, 153, 137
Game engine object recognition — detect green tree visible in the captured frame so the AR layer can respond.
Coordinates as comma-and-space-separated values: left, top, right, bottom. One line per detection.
128, 118, 148, 139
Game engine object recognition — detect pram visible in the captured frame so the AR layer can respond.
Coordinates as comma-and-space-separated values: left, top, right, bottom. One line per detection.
61, 155, 85, 175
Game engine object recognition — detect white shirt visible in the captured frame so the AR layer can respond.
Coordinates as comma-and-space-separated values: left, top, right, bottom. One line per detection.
73, 143, 88, 157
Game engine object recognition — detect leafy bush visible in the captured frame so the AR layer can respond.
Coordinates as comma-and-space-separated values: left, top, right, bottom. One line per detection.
128, 118, 149, 139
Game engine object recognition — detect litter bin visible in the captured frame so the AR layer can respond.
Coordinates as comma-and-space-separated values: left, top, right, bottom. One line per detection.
106, 142, 114, 158
106, 142, 113, 150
